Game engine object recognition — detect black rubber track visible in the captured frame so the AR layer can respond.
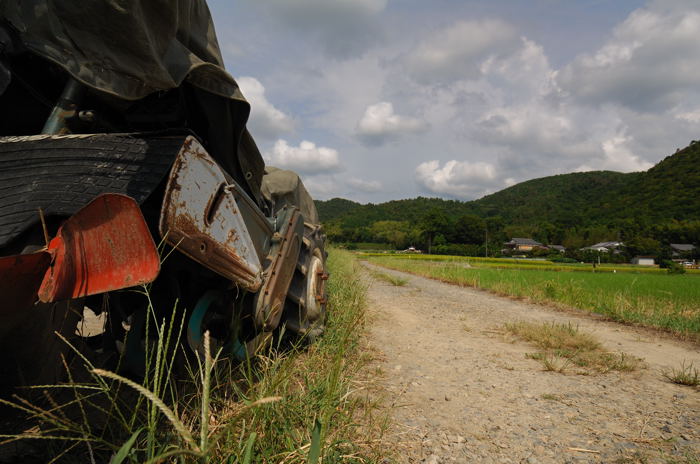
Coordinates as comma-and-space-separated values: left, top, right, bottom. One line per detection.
0, 134, 186, 247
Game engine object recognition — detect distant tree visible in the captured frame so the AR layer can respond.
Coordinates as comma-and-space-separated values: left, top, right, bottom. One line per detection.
453, 214, 486, 244
625, 237, 662, 258
420, 208, 450, 254
370, 220, 412, 249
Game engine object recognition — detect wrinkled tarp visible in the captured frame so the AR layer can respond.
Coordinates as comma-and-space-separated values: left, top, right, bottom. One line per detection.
262, 167, 320, 225
1, 0, 242, 101
0, 0, 265, 202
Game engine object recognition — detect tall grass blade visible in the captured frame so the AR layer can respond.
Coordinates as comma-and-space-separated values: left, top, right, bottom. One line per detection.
308, 419, 322, 464
91, 368, 199, 453
112, 427, 143, 464
242, 432, 256, 464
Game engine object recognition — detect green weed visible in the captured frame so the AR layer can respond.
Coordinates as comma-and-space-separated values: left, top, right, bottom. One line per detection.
663, 361, 700, 387
506, 321, 642, 374
369, 269, 408, 286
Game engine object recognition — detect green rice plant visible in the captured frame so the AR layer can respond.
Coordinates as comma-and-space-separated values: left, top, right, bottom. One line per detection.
368, 255, 700, 339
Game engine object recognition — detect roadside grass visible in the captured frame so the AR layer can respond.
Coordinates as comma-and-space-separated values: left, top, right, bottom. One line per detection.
368, 269, 408, 287
367, 256, 700, 340
1, 248, 383, 463
662, 361, 700, 387
505, 321, 642, 374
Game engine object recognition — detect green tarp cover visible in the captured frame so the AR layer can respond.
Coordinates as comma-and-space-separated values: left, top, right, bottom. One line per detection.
262, 167, 320, 225
1, 0, 244, 102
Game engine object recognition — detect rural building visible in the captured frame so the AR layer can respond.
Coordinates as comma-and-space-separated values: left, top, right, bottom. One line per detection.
631, 256, 655, 266
581, 241, 624, 253
503, 238, 544, 253
670, 243, 696, 258
548, 245, 566, 253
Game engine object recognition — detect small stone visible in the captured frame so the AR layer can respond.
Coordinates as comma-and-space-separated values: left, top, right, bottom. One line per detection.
425, 454, 440, 464
661, 425, 672, 433
680, 434, 691, 441
445, 395, 451, 401
526, 457, 540, 464
455, 435, 466, 444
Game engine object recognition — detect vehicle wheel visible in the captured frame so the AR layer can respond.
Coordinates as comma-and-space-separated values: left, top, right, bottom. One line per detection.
282, 224, 328, 341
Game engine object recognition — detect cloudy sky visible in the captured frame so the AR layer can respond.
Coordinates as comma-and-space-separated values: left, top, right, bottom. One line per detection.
208, 0, 700, 203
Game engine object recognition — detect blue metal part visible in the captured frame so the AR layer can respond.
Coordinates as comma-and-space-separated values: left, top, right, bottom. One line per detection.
187, 290, 221, 354
42, 78, 83, 135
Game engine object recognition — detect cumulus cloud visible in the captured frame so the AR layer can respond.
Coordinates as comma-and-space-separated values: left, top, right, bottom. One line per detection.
576, 134, 653, 172
299, 177, 339, 199
415, 160, 501, 199
238, 77, 295, 140
250, 0, 387, 58
265, 140, 341, 175
347, 177, 382, 193
356, 102, 427, 145
404, 19, 518, 84
557, 4, 700, 112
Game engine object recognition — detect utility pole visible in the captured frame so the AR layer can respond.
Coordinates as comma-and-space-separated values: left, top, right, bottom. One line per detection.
485, 225, 489, 257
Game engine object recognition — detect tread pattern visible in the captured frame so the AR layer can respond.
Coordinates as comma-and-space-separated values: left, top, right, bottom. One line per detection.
0, 134, 186, 247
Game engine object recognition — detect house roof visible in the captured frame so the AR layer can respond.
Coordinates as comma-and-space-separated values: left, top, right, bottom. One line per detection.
670, 243, 695, 252
589, 241, 623, 248
505, 238, 543, 246
548, 245, 566, 251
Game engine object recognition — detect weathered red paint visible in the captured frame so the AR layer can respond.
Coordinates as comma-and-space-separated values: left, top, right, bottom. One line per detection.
38, 194, 160, 302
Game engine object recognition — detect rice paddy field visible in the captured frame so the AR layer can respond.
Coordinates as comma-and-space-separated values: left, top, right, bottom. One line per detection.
364, 254, 700, 340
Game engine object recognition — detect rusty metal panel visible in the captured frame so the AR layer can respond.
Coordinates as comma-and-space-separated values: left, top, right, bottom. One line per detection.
38, 194, 161, 302
159, 137, 263, 291
254, 207, 303, 330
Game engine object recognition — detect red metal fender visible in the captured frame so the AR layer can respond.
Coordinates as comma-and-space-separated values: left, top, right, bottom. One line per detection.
0, 194, 161, 308
38, 194, 161, 302
0, 251, 52, 314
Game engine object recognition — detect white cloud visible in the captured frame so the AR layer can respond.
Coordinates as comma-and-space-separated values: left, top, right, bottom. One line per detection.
404, 19, 518, 84
557, 4, 700, 112
238, 77, 295, 140
299, 177, 339, 199
576, 134, 653, 172
347, 177, 382, 193
265, 140, 341, 175
675, 110, 700, 123
415, 160, 500, 199
356, 102, 427, 145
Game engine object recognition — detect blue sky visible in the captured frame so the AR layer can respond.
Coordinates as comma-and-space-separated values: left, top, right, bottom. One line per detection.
208, 0, 700, 203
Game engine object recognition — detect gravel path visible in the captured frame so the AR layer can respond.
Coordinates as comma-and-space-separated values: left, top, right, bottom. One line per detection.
362, 262, 700, 464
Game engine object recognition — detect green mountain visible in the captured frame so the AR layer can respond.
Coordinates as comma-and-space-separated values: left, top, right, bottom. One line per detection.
316, 139, 700, 230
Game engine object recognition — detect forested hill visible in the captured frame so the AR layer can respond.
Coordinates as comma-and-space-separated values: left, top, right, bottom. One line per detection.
315, 139, 700, 229
606, 141, 700, 221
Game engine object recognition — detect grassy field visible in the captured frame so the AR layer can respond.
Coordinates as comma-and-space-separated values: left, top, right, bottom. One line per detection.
360, 252, 700, 275
4, 249, 382, 463
366, 255, 700, 340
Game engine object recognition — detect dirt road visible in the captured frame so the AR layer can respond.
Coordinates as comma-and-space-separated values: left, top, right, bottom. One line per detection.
362, 262, 700, 464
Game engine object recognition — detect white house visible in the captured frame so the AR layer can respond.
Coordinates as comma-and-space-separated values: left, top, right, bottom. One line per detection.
631, 256, 655, 266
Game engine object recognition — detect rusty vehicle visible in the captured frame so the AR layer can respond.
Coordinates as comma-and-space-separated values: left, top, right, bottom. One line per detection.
0, 0, 327, 388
